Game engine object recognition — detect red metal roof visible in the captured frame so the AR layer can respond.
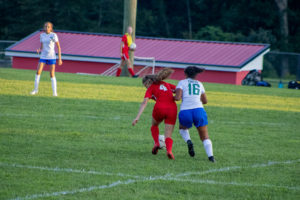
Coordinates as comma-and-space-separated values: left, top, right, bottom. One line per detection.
7, 30, 269, 68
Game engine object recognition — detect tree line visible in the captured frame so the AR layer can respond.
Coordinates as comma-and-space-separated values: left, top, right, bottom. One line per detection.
0, 0, 299, 53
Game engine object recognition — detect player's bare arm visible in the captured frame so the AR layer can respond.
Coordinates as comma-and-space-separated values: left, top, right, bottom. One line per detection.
174, 88, 182, 101
120, 41, 124, 57
132, 98, 149, 126
201, 93, 207, 104
56, 41, 62, 65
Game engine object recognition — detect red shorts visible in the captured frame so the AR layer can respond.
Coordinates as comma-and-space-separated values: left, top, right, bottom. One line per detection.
121, 51, 129, 60
152, 105, 177, 125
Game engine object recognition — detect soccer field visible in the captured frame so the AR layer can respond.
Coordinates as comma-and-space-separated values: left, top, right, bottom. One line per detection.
1, 68, 300, 200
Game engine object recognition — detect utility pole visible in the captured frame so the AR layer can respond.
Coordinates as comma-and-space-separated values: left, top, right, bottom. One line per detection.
297, 55, 300, 81
122, 0, 137, 76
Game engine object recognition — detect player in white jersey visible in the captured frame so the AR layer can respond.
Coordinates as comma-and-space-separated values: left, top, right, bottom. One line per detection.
30, 22, 62, 96
174, 66, 214, 162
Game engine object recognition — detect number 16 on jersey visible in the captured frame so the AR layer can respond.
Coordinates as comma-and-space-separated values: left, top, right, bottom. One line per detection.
188, 83, 200, 95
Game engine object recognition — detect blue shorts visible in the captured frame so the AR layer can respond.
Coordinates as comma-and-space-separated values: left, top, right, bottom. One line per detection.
39, 59, 56, 65
179, 108, 208, 128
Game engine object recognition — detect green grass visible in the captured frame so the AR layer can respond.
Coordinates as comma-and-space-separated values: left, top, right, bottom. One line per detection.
1, 68, 300, 200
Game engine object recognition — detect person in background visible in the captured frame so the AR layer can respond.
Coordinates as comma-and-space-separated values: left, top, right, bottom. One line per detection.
174, 66, 215, 162
30, 21, 62, 96
132, 68, 177, 160
116, 26, 138, 78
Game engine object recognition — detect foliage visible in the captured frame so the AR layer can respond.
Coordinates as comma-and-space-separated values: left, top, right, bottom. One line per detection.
244, 28, 277, 45
194, 26, 244, 42
1, 0, 300, 52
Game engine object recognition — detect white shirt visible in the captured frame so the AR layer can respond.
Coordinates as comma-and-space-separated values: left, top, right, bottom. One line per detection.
40, 32, 59, 59
176, 78, 205, 110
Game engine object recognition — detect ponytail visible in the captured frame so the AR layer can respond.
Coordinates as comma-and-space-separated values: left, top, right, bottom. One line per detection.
156, 68, 174, 82
184, 66, 205, 79
142, 68, 174, 86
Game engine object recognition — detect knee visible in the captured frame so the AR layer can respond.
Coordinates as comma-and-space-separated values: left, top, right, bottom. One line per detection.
151, 124, 158, 128
37, 69, 42, 75
200, 135, 209, 141
179, 124, 188, 130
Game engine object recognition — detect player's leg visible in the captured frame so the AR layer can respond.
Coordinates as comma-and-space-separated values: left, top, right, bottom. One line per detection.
196, 125, 214, 162
49, 64, 57, 96
116, 59, 125, 77
164, 123, 175, 160
151, 117, 161, 155
164, 106, 177, 160
126, 59, 138, 78
178, 110, 194, 157
194, 108, 214, 162
30, 61, 45, 95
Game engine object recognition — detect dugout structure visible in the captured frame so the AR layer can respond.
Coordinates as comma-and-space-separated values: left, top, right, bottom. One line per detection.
5, 30, 270, 84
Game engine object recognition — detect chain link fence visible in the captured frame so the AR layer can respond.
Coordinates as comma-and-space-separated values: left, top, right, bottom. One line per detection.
0, 40, 16, 68
262, 51, 300, 86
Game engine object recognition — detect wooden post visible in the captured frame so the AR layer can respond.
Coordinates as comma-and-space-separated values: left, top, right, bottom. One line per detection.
121, 0, 137, 76
297, 55, 300, 81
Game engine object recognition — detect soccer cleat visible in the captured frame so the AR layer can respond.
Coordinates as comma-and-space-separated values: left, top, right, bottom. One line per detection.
167, 152, 175, 160
208, 156, 215, 163
152, 145, 160, 155
30, 90, 38, 95
187, 140, 195, 157
132, 74, 139, 78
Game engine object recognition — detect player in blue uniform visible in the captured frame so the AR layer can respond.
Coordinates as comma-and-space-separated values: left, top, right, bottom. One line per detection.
174, 66, 214, 162
30, 22, 62, 96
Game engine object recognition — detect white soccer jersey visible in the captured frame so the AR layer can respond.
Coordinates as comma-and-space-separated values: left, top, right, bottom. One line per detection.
176, 78, 205, 110
40, 32, 59, 59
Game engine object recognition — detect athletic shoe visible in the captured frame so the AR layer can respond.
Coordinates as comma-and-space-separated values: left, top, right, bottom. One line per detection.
132, 74, 139, 78
167, 152, 175, 160
30, 90, 38, 95
187, 140, 195, 157
152, 145, 160, 155
208, 156, 215, 163
53, 93, 58, 97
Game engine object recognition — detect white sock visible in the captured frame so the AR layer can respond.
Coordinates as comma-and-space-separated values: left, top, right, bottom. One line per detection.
34, 74, 40, 91
203, 139, 213, 157
179, 129, 191, 142
51, 77, 57, 95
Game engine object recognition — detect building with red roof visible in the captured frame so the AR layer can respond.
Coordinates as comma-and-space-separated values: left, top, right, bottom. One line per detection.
5, 30, 270, 84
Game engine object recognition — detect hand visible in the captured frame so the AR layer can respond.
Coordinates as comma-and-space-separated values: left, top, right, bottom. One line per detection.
36, 48, 41, 54
120, 53, 123, 57
132, 118, 138, 126
58, 59, 63, 66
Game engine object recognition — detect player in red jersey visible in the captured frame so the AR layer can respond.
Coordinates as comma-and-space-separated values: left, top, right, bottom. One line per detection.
116, 26, 138, 78
132, 68, 177, 160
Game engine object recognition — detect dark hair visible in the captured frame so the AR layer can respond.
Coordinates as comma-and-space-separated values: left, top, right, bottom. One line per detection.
142, 68, 174, 85
184, 66, 205, 79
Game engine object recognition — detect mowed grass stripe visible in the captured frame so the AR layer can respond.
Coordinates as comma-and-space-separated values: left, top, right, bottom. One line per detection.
209, 91, 300, 112
0, 78, 144, 102
1, 78, 300, 112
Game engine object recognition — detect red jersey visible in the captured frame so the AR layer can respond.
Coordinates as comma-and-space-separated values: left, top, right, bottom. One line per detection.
122, 33, 132, 53
144, 81, 176, 108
